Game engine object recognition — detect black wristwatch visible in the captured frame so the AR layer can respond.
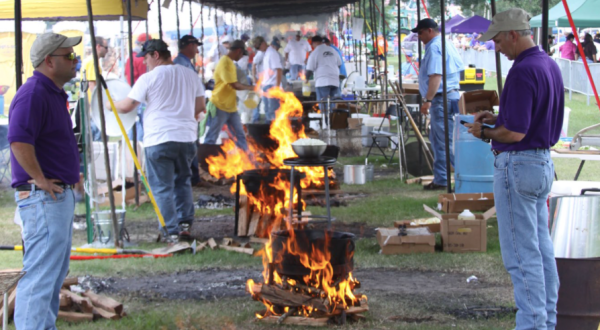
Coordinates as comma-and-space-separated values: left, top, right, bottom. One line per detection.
481, 126, 491, 143
423, 98, 432, 103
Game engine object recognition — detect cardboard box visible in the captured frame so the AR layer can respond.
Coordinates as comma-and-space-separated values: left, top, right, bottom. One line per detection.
401, 83, 420, 95
438, 193, 495, 213
347, 118, 363, 130
376, 227, 436, 255
394, 219, 441, 233
98, 180, 142, 207
458, 90, 499, 115
424, 205, 496, 253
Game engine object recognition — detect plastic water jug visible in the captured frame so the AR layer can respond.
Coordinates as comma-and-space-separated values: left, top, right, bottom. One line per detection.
453, 114, 494, 193
243, 92, 260, 109
302, 82, 312, 97
458, 209, 476, 220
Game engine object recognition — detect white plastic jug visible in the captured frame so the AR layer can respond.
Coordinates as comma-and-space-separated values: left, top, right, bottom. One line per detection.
302, 82, 312, 97
354, 75, 366, 89
243, 91, 260, 109
458, 209, 476, 220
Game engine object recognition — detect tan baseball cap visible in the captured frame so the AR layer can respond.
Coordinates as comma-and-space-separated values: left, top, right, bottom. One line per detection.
30, 33, 82, 68
479, 9, 531, 42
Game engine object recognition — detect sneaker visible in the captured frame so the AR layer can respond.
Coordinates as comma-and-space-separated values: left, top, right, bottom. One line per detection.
179, 223, 192, 240
423, 182, 447, 191
163, 234, 179, 244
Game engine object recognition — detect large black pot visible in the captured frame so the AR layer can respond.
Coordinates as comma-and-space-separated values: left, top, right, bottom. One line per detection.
240, 169, 304, 195
197, 143, 224, 172
270, 229, 355, 278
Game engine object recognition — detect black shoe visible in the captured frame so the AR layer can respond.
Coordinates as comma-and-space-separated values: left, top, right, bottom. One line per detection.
178, 223, 192, 240
423, 182, 447, 191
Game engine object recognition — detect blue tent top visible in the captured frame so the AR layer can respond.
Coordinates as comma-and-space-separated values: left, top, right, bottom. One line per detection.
450, 15, 492, 34
445, 14, 465, 34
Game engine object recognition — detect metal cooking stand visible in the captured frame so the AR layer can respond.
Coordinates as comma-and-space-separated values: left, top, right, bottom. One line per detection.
284, 156, 337, 229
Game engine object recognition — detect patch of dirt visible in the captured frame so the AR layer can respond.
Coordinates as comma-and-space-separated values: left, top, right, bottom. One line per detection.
81, 267, 509, 311
448, 306, 517, 320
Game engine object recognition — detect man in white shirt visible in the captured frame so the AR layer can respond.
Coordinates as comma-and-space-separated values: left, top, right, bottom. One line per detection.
251, 36, 268, 123
260, 37, 283, 123
306, 35, 341, 115
208, 35, 231, 64
112, 39, 206, 243
284, 31, 312, 80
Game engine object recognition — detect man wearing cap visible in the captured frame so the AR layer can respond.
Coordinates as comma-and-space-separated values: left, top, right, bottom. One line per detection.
112, 39, 206, 243
8, 32, 81, 330
400, 51, 418, 78
284, 31, 312, 80
260, 37, 284, 123
306, 35, 342, 115
203, 40, 255, 149
324, 37, 347, 79
413, 18, 464, 190
464, 9, 563, 329
174, 35, 201, 72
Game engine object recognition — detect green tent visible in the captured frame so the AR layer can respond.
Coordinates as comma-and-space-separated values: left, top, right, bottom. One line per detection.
530, 0, 600, 27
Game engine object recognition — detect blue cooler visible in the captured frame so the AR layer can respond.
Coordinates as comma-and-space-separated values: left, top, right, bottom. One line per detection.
453, 114, 494, 193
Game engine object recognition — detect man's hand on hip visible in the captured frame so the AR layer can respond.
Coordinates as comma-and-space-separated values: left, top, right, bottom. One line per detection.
27, 178, 64, 200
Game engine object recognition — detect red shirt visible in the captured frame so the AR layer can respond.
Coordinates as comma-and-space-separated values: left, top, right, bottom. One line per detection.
124, 52, 147, 84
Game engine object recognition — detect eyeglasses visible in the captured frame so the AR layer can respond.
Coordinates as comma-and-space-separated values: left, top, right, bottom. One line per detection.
49, 52, 77, 61
99, 44, 109, 49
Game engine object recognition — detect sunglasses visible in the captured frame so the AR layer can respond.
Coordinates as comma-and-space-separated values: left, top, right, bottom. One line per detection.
49, 52, 77, 61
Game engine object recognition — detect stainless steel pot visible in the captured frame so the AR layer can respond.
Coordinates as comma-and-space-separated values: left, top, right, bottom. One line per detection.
344, 165, 366, 185
550, 189, 600, 258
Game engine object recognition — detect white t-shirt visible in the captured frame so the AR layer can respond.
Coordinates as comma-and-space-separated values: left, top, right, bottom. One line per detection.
284, 38, 312, 65
261, 46, 283, 87
209, 44, 228, 63
306, 44, 341, 88
253, 50, 265, 77
128, 64, 205, 147
236, 55, 249, 72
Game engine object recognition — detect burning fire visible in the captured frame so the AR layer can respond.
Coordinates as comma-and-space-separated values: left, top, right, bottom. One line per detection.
298, 71, 306, 81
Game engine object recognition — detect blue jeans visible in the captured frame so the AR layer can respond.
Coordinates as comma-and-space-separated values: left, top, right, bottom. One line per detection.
90, 121, 102, 141
494, 149, 559, 330
261, 85, 280, 123
204, 108, 248, 151
429, 92, 459, 186
145, 141, 196, 235
127, 103, 145, 142
14, 188, 75, 330
290, 64, 304, 80
316, 85, 340, 115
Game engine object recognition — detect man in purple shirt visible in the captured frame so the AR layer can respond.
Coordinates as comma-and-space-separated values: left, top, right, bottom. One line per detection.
8, 33, 81, 330
465, 9, 563, 330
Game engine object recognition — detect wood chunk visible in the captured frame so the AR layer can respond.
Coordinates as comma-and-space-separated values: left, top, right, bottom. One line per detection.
58, 311, 93, 323
0, 288, 16, 320
82, 290, 123, 315
207, 238, 218, 250
260, 315, 329, 326
250, 283, 328, 313
249, 237, 269, 244
237, 195, 250, 236
247, 212, 261, 236
93, 307, 121, 320
196, 242, 208, 251
60, 289, 93, 313
62, 277, 78, 289
220, 245, 254, 255
59, 292, 72, 310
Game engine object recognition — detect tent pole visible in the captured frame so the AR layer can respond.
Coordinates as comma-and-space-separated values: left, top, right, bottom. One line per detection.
541, 0, 549, 57
126, 0, 140, 207
201, 1, 205, 83
175, 0, 181, 40
440, 0, 452, 194
14, 0, 23, 89
490, 0, 503, 96
85, 0, 121, 248
158, 0, 163, 39
397, 0, 402, 91
382, 0, 388, 113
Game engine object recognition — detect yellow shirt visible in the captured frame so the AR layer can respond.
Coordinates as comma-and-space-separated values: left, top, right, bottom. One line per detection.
211, 56, 238, 112
81, 58, 98, 99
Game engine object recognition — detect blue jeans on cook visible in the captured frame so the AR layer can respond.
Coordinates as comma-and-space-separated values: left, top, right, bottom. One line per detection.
14, 188, 75, 330
429, 91, 459, 186
316, 85, 340, 115
145, 141, 196, 235
204, 108, 249, 151
289, 64, 304, 80
262, 84, 280, 123
494, 149, 559, 330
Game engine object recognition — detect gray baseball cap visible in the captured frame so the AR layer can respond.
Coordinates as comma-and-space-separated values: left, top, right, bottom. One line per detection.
479, 9, 531, 42
30, 33, 82, 68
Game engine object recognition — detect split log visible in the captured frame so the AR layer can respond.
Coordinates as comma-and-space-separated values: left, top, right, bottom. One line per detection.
237, 195, 250, 236
62, 277, 78, 290
60, 289, 93, 313
207, 238, 218, 250
0, 288, 16, 320
58, 310, 93, 323
220, 245, 254, 255
221, 237, 233, 246
247, 212, 261, 236
196, 242, 208, 251
59, 292, 72, 310
93, 307, 121, 320
249, 237, 269, 244
260, 315, 329, 326
82, 290, 123, 315
249, 283, 328, 313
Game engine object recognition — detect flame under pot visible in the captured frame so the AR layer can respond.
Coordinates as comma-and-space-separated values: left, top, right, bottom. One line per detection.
270, 229, 355, 278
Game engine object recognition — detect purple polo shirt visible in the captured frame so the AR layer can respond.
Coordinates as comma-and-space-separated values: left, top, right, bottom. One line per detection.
492, 47, 564, 152
8, 71, 80, 187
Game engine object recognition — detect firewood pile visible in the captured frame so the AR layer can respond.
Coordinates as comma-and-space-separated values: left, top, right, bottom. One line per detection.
0, 276, 126, 324
247, 281, 368, 326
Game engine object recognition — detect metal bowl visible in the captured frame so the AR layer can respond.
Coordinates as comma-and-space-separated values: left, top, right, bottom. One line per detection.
291, 144, 327, 158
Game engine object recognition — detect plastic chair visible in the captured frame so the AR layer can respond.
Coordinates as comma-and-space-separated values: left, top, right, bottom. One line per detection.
365, 103, 400, 164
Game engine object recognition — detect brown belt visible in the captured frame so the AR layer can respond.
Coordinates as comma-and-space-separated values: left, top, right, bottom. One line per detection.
492, 150, 503, 156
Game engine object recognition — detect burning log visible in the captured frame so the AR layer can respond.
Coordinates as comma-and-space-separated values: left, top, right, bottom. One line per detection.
249, 282, 329, 313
